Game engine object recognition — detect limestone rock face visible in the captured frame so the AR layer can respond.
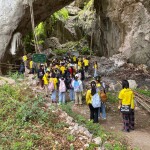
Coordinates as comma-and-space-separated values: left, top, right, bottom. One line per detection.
0, 0, 73, 63
94, 0, 150, 66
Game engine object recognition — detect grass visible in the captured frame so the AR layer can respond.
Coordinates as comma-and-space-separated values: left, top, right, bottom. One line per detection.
107, 92, 119, 103
0, 84, 75, 149
7, 71, 24, 81
61, 103, 127, 150
136, 88, 150, 97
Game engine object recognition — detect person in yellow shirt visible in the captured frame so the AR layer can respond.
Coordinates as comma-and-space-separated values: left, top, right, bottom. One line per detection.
60, 65, 66, 75
118, 80, 135, 132
49, 74, 58, 103
94, 61, 98, 77
83, 57, 89, 78
22, 55, 27, 66
22, 54, 28, 73
78, 60, 82, 70
72, 55, 77, 63
29, 59, 34, 74
42, 70, 50, 96
86, 81, 100, 123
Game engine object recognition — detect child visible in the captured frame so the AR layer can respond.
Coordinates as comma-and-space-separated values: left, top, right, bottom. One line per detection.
67, 75, 75, 102
72, 74, 83, 105
49, 74, 58, 103
94, 61, 98, 77
58, 77, 66, 104
42, 70, 50, 96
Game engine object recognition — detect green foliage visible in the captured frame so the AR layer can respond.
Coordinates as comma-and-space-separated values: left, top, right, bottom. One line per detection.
78, 0, 94, 16
67, 134, 75, 142
54, 8, 69, 21
86, 143, 98, 150
54, 49, 68, 55
23, 22, 47, 53
34, 22, 46, 45
80, 46, 91, 55
107, 92, 118, 103
0, 84, 65, 149
136, 89, 150, 97
7, 71, 24, 81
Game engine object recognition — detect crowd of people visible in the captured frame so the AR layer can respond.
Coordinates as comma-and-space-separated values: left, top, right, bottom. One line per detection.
20, 54, 135, 132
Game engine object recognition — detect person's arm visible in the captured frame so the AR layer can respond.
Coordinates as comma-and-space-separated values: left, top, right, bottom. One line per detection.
86, 90, 91, 105
118, 99, 122, 109
118, 90, 123, 109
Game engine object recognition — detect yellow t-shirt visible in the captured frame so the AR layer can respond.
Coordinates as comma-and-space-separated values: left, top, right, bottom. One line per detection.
23, 55, 27, 61
96, 83, 101, 88
49, 78, 58, 89
73, 56, 77, 62
86, 90, 92, 105
118, 88, 134, 109
78, 61, 82, 67
42, 73, 49, 85
29, 61, 33, 69
60, 66, 66, 74
94, 64, 98, 69
83, 59, 89, 66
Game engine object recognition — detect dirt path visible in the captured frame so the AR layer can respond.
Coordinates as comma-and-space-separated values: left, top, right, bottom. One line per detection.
71, 103, 150, 150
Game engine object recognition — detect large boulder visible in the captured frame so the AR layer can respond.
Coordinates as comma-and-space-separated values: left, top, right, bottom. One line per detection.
93, 0, 150, 66
0, 0, 74, 69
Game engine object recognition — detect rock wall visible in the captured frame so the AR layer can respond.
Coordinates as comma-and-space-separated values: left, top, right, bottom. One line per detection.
93, 0, 150, 66
0, 0, 73, 64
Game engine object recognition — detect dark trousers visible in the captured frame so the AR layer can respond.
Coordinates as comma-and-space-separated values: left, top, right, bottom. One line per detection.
122, 110, 135, 132
89, 104, 99, 123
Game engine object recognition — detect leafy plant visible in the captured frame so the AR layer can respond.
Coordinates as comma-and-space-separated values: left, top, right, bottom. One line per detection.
136, 89, 150, 97
54, 49, 68, 55
54, 8, 69, 21
67, 134, 75, 142
7, 71, 24, 81
80, 46, 91, 55
107, 92, 118, 103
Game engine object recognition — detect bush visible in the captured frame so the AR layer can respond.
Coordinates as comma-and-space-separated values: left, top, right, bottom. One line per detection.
54, 49, 68, 55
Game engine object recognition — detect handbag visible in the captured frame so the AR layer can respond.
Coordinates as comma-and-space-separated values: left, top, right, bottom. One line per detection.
120, 105, 131, 114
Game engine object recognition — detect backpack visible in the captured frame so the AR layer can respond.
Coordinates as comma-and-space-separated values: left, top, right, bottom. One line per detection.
92, 92, 101, 108
100, 91, 107, 103
74, 80, 80, 92
48, 81, 54, 91
59, 80, 66, 92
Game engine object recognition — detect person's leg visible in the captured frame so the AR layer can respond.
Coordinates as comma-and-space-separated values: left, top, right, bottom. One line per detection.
51, 90, 56, 102
45, 85, 48, 96
59, 92, 62, 104
89, 104, 94, 121
129, 110, 135, 130
101, 103, 106, 119
122, 113, 130, 132
94, 69, 97, 77
74, 92, 78, 105
69, 89, 72, 101
62, 92, 66, 104
93, 107, 99, 123
70, 89, 75, 101
98, 107, 100, 118
79, 92, 82, 105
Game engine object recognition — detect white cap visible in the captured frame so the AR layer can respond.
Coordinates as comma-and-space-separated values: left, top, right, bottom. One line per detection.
75, 74, 79, 77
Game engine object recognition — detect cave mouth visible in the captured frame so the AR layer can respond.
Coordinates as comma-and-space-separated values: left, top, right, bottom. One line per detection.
3, 0, 96, 75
